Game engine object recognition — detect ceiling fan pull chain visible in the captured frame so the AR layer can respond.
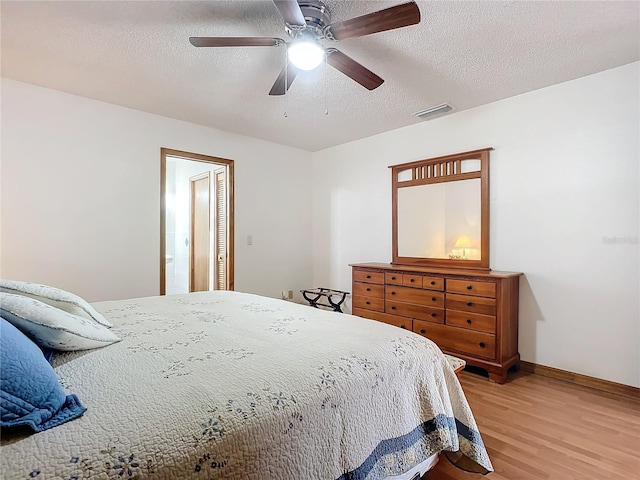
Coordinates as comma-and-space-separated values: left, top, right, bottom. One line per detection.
284, 49, 289, 118
324, 51, 329, 116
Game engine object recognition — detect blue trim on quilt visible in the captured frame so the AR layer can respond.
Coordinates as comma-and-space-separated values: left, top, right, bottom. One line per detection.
336, 414, 482, 480
454, 417, 484, 447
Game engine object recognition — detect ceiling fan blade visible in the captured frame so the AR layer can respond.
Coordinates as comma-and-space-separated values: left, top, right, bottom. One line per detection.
325, 1, 420, 41
273, 0, 306, 27
326, 49, 384, 91
269, 63, 299, 96
189, 37, 284, 47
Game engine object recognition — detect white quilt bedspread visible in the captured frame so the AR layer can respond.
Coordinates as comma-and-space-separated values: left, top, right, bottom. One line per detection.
0, 291, 492, 479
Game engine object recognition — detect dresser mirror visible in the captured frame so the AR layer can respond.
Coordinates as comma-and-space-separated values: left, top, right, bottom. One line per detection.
391, 148, 492, 270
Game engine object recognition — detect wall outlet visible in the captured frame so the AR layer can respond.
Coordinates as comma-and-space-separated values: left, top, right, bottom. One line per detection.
288, 290, 293, 299
281, 290, 288, 300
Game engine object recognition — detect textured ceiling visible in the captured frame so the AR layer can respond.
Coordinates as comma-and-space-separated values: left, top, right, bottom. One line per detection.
1, 0, 639, 151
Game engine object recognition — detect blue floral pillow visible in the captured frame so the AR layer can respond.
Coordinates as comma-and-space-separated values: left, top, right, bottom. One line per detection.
0, 317, 86, 432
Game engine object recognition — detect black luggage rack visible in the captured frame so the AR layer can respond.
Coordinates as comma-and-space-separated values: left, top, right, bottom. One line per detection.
300, 288, 350, 313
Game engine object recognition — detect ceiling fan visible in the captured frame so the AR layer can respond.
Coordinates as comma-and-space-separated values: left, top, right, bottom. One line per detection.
189, 0, 421, 96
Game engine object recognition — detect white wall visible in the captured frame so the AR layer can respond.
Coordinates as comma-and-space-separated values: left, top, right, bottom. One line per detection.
312, 62, 640, 387
2, 63, 638, 387
1, 78, 313, 302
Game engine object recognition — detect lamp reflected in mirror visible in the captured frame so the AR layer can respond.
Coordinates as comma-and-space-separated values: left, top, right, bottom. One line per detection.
449, 235, 477, 260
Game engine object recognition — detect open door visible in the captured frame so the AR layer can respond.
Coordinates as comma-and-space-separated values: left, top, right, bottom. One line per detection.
189, 172, 211, 292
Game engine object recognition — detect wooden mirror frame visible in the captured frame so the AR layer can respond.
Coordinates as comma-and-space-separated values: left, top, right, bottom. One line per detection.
391, 147, 492, 271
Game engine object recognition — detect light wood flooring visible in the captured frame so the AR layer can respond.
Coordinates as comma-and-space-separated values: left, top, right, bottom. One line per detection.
426, 369, 640, 480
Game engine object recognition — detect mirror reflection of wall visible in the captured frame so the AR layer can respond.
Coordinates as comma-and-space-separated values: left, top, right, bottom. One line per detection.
397, 178, 481, 260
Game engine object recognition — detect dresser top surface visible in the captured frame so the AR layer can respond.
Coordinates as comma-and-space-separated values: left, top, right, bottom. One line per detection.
350, 262, 523, 279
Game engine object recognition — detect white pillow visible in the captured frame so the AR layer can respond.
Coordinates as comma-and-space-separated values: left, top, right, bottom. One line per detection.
0, 279, 112, 327
0, 293, 120, 351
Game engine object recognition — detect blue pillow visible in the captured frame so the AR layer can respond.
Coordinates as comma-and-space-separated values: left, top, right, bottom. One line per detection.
0, 317, 86, 432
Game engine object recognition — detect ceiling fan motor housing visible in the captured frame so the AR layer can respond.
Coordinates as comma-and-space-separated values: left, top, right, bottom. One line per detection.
286, 0, 331, 37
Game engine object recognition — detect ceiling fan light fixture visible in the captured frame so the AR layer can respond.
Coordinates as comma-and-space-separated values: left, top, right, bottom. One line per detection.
288, 39, 325, 71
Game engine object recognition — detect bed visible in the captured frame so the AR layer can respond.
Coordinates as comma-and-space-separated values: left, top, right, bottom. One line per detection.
1, 290, 492, 479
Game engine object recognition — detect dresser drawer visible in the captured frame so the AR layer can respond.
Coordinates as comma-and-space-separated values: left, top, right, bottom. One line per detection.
386, 286, 444, 307
446, 310, 496, 334
385, 300, 444, 324
446, 293, 496, 316
413, 321, 496, 360
353, 282, 384, 298
353, 269, 384, 284
402, 274, 423, 288
422, 276, 444, 291
446, 279, 496, 298
385, 272, 403, 285
353, 308, 412, 330
352, 295, 384, 312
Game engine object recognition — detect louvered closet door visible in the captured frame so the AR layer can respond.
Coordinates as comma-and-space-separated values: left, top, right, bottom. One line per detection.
214, 168, 227, 290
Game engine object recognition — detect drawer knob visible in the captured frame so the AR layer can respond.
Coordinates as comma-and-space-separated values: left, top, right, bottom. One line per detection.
466, 319, 472, 324
431, 297, 436, 302
420, 329, 426, 334
366, 275, 371, 279
430, 281, 436, 286
366, 287, 371, 291
365, 301, 371, 305
466, 285, 473, 290
431, 313, 436, 318
391, 276, 396, 280
391, 306, 396, 310
479, 342, 485, 348
410, 278, 415, 282
400, 325, 406, 329
466, 302, 473, 307
391, 291, 396, 295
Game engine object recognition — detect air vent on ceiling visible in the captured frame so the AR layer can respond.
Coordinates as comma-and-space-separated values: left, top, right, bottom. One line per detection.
414, 103, 453, 120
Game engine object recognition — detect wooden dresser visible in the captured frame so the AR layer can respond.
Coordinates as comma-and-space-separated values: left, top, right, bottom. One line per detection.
351, 262, 522, 383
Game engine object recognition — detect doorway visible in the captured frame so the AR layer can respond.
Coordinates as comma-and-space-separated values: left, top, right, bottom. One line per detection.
160, 148, 234, 295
